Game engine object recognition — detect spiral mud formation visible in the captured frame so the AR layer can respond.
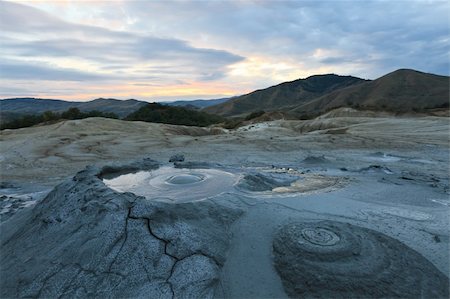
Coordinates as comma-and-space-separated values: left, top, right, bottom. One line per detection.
273, 221, 449, 298
103, 166, 238, 203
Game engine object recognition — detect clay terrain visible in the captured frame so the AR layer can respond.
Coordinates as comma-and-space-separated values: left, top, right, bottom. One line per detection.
1, 108, 449, 298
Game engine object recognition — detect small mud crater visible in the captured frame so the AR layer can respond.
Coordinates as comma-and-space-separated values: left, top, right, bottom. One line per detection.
300, 227, 340, 246
273, 220, 449, 298
166, 174, 204, 185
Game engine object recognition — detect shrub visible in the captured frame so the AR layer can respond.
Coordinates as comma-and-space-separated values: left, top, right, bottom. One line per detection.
125, 103, 224, 127
1, 108, 118, 130
244, 110, 265, 121
222, 119, 243, 129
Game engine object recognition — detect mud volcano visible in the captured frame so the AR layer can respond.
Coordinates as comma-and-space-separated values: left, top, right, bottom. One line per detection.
0, 159, 243, 298
273, 221, 449, 298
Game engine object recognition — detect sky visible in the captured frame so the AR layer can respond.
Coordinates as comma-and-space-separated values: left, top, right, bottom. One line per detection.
0, 0, 449, 102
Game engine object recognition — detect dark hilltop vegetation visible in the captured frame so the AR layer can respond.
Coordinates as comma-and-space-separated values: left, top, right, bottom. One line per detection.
0, 103, 225, 130
0, 97, 147, 119
0, 108, 118, 130
124, 102, 224, 127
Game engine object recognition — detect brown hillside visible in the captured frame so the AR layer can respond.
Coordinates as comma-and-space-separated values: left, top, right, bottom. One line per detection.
291, 69, 449, 117
204, 74, 367, 117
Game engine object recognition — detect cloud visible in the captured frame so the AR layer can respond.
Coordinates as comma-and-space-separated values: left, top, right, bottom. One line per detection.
122, 0, 449, 78
0, 59, 106, 81
2, 36, 243, 80
0, 1, 244, 84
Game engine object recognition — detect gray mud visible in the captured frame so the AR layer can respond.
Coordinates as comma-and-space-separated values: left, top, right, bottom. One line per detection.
273, 221, 449, 298
236, 172, 298, 192
1, 156, 448, 298
0, 183, 50, 223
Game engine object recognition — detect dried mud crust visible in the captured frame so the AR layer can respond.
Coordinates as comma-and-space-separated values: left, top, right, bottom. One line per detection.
237, 171, 347, 195
272, 174, 346, 194
273, 220, 449, 298
236, 172, 298, 192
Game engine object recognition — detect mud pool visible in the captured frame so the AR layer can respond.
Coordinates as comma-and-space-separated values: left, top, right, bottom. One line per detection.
103, 167, 239, 203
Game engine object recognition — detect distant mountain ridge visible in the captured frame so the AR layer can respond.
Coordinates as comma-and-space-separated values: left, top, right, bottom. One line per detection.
0, 98, 147, 119
204, 69, 449, 118
204, 74, 368, 117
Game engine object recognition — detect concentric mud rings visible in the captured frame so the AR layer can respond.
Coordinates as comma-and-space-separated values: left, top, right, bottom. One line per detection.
273, 221, 449, 298
300, 227, 340, 246
103, 166, 238, 203
166, 174, 205, 185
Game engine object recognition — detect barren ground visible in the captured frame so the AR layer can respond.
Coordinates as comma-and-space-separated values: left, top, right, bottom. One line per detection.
1, 112, 449, 297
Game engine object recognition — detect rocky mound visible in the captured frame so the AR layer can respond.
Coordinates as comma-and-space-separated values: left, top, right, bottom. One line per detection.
236, 172, 298, 192
0, 159, 242, 298
301, 155, 330, 165
273, 221, 449, 298
359, 164, 394, 174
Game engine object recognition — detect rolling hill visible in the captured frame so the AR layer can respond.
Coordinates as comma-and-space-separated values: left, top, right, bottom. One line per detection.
204, 74, 368, 117
290, 69, 449, 117
0, 98, 147, 118
204, 69, 449, 118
